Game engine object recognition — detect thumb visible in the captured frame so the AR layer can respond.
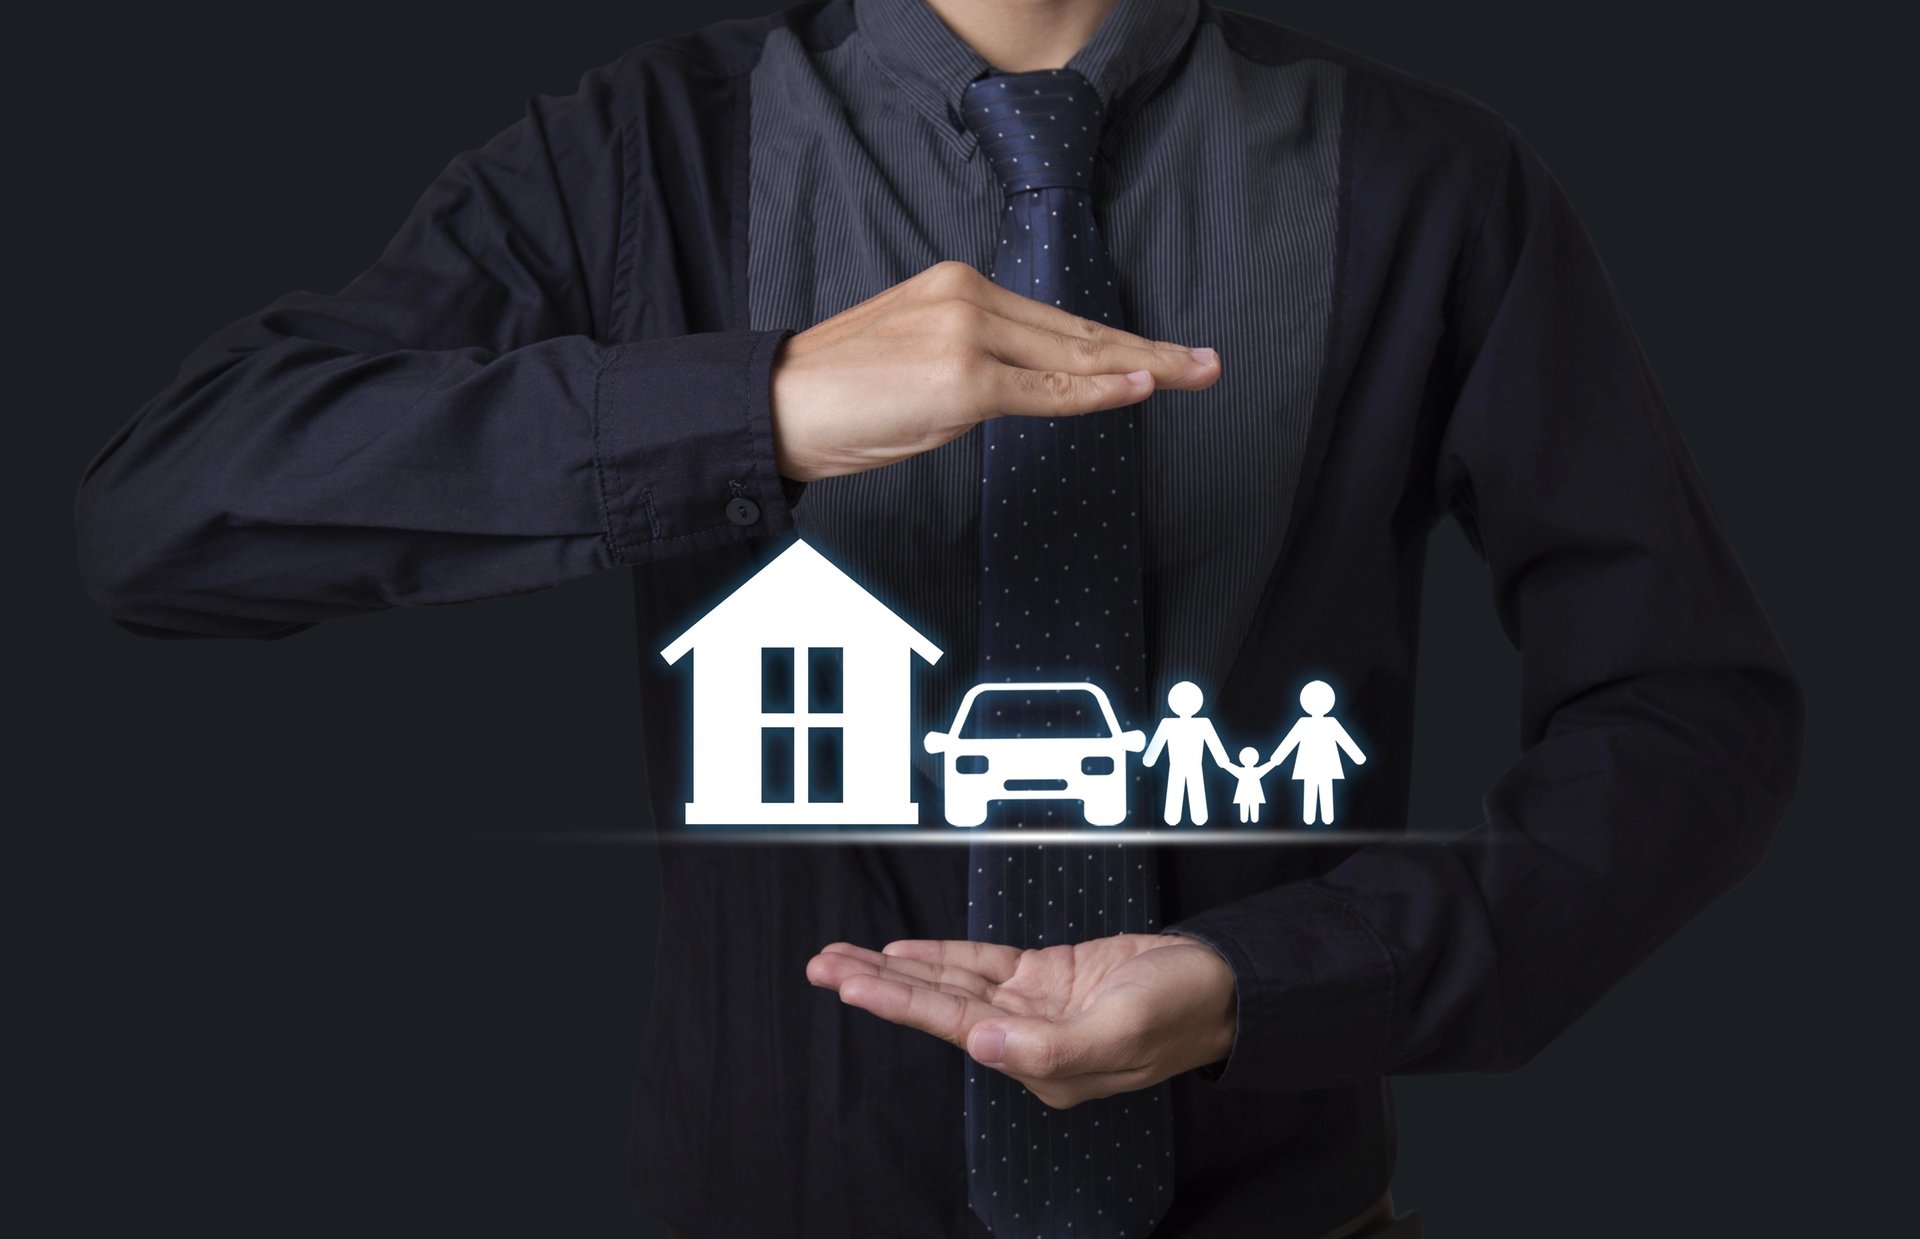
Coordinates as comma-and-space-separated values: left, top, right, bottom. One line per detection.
968, 1006, 1142, 1080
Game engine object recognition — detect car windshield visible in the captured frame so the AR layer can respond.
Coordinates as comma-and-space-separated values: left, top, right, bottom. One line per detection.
958, 689, 1111, 740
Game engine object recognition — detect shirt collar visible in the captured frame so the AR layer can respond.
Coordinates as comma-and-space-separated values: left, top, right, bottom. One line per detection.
855, 0, 1202, 155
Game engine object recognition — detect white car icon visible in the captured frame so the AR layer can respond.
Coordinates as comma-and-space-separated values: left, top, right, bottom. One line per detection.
924, 682, 1147, 827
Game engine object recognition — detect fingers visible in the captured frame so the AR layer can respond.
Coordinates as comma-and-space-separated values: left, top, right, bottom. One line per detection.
811, 943, 999, 1002
982, 364, 1162, 418
820, 965, 1003, 1049
974, 306, 1219, 393
911, 260, 1221, 412
880, 939, 1025, 983
939, 262, 1196, 359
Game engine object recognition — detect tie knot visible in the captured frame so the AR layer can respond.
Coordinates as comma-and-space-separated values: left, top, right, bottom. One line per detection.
960, 67, 1104, 196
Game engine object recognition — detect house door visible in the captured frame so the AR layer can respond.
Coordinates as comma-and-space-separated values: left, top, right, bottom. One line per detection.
760, 646, 844, 804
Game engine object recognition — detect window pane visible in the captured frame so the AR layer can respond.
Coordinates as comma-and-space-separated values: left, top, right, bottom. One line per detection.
761, 727, 795, 804
808, 647, 844, 713
761, 647, 794, 713
807, 727, 844, 804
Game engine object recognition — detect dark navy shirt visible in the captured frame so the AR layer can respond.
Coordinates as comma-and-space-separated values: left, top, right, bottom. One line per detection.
73, 1, 1804, 1236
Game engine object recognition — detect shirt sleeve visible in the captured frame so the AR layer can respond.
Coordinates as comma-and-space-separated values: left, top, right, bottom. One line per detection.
72, 58, 798, 640
1161, 121, 1805, 1092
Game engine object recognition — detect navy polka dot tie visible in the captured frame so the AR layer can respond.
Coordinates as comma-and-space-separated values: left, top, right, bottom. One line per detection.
958, 67, 1173, 1239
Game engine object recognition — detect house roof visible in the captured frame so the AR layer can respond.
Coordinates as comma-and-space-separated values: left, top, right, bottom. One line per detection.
660, 539, 943, 665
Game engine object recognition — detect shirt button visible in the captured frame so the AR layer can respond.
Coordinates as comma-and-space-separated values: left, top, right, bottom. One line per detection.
726, 496, 761, 526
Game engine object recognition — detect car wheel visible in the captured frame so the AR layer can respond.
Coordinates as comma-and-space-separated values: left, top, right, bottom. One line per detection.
1084, 791, 1127, 827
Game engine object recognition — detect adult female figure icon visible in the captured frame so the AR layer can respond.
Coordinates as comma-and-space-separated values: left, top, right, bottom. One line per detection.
1268, 680, 1367, 826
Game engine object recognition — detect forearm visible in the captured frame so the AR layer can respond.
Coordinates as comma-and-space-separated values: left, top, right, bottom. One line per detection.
74, 313, 794, 638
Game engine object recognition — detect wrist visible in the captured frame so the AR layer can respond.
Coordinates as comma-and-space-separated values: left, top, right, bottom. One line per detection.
767, 335, 815, 483
1160, 932, 1238, 1067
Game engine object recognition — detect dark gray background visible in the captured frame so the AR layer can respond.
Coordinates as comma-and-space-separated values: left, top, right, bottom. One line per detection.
21, 1, 1905, 1235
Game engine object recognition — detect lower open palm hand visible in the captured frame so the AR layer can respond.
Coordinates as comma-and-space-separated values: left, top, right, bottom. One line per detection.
806, 933, 1237, 1109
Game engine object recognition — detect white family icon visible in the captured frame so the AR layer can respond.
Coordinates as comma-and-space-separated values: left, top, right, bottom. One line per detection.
1143, 679, 1366, 826
661, 539, 1364, 829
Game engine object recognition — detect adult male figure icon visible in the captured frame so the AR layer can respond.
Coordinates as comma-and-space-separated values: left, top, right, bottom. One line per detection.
1142, 680, 1231, 825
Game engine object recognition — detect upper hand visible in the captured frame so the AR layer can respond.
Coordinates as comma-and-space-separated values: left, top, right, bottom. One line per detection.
770, 261, 1221, 482
806, 932, 1237, 1109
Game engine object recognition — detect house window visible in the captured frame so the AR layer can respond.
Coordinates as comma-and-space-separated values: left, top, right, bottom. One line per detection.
808, 727, 844, 803
808, 647, 843, 712
760, 645, 846, 805
762, 647, 794, 713
760, 727, 795, 803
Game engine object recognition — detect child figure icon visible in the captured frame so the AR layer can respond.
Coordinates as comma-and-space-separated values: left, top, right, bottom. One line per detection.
1221, 746, 1280, 824
1268, 680, 1367, 827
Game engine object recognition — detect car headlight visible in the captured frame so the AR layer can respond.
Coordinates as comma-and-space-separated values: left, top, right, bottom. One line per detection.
1081, 756, 1114, 775
956, 755, 989, 774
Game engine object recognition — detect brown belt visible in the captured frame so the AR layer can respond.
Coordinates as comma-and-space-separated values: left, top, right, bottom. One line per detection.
667, 1190, 1421, 1239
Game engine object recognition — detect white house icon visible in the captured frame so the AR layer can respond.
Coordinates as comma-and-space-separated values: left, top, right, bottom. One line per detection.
660, 539, 943, 826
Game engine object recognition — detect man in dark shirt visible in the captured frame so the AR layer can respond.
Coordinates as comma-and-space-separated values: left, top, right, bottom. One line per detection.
72, 1, 1803, 1236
